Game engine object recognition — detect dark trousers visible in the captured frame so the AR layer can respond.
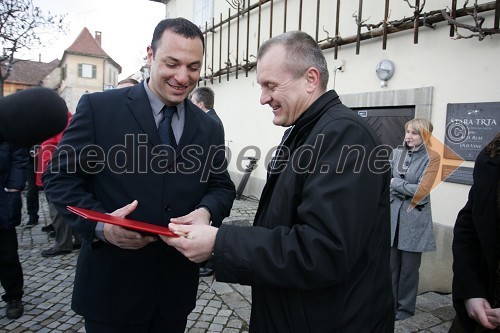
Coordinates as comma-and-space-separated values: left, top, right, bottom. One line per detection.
390, 247, 422, 320
0, 228, 24, 302
85, 312, 187, 333
449, 315, 496, 333
201, 258, 214, 270
47, 200, 81, 251
25, 157, 39, 223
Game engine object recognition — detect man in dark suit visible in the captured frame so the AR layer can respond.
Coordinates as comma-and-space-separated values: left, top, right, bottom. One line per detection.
190, 86, 223, 128
42, 18, 235, 333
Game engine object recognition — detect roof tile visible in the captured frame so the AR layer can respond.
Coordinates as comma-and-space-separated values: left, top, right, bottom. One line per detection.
65, 27, 109, 58
7, 59, 60, 85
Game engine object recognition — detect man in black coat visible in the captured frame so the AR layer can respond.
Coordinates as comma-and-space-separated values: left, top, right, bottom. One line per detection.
42, 18, 235, 333
452, 133, 500, 331
162, 31, 394, 332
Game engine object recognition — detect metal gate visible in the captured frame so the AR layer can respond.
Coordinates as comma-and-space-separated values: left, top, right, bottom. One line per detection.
353, 107, 415, 148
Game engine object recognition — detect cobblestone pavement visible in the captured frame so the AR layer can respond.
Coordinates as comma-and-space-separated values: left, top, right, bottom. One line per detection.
0, 193, 455, 332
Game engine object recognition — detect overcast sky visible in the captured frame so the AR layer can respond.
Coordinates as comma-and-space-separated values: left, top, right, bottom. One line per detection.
19, 0, 167, 79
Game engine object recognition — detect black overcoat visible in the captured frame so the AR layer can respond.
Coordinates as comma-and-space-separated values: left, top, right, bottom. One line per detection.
452, 146, 500, 331
214, 90, 394, 333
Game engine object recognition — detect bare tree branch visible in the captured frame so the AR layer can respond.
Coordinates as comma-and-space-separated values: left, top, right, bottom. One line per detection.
355, 0, 497, 40
442, 0, 500, 40
0, 0, 66, 95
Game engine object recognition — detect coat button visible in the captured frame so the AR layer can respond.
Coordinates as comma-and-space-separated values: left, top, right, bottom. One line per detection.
164, 205, 171, 211
400, 174, 405, 179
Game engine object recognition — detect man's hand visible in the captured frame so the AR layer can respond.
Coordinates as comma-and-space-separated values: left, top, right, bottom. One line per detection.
103, 200, 157, 250
170, 207, 211, 226
465, 298, 497, 330
159, 224, 217, 263
485, 307, 500, 328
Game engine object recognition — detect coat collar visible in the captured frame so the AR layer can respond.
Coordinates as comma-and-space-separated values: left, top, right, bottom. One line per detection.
178, 99, 201, 149
255, 90, 343, 222
126, 83, 161, 146
281, 90, 342, 153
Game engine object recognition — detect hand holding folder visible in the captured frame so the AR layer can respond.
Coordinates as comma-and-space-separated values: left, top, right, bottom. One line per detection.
67, 206, 179, 237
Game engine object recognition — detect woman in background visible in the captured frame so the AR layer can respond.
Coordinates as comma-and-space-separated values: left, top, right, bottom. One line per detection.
390, 118, 440, 320
451, 132, 500, 332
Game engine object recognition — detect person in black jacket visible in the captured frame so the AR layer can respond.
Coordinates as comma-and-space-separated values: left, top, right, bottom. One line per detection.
162, 30, 394, 333
190, 86, 223, 128
451, 132, 500, 332
0, 142, 28, 319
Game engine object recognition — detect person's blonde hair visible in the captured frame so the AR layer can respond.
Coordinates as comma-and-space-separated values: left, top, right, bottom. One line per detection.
405, 118, 433, 146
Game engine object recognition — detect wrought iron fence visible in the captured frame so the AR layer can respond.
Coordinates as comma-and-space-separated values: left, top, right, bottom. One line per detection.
199, 0, 499, 84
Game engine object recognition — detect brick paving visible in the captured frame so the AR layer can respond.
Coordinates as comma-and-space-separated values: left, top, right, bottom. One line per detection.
0, 192, 455, 332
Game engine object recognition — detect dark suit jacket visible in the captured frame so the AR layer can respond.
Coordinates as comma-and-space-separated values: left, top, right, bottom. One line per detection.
452, 147, 500, 331
42, 83, 235, 324
207, 109, 222, 125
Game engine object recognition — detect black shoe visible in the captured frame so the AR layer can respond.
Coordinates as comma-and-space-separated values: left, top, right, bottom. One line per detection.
41, 224, 55, 232
25, 220, 38, 228
73, 242, 82, 250
199, 267, 214, 277
6, 299, 23, 319
48, 231, 56, 238
41, 247, 71, 257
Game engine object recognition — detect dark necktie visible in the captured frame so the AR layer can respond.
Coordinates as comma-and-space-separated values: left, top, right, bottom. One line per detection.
158, 105, 177, 148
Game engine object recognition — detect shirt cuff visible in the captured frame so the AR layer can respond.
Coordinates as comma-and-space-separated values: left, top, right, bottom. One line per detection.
94, 222, 107, 242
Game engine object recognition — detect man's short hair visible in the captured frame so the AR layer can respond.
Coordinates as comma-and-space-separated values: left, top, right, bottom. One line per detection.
257, 31, 329, 91
191, 86, 215, 110
151, 18, 205, 56
116, 78, 139, 87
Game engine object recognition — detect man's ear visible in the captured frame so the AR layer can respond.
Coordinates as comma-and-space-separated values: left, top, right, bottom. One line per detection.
304, 67, 320, 93
193, 100, 205, 110
146, 46, 153, 67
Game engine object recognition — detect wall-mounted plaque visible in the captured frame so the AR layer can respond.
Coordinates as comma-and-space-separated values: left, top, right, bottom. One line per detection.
444, 102, 500, 161
441, 165, 473, 185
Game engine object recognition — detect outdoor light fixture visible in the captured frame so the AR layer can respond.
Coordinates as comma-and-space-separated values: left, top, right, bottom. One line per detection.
376, 59, 395, 87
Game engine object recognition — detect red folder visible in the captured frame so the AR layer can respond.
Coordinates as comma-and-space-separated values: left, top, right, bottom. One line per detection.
67, 206, 179, 237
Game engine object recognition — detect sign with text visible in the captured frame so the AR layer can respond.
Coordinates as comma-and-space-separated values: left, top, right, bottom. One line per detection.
444, 102, 500, 161
441, 165, 473, 185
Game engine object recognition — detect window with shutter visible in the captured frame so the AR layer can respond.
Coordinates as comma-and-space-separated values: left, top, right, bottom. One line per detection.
79, 63, 95, 78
